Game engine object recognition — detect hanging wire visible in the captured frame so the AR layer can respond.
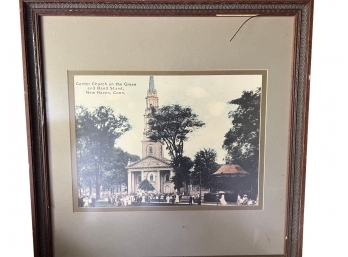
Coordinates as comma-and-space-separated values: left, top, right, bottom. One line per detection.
230, 16, 259, 42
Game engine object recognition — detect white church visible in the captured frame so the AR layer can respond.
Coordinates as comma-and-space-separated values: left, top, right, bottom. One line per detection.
126, 76, 175, 194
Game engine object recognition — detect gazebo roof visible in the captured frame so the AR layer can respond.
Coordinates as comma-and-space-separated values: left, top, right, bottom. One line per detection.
213, 164, 249, 175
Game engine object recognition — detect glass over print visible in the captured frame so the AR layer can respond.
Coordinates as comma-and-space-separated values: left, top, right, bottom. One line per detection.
69, 71, 266, 211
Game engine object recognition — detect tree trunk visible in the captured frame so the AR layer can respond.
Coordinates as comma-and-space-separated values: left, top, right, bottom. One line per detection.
95, 164, 100, 199
89, 179, 92, 196
185, 183, 189, 195
96, 181, 100, 199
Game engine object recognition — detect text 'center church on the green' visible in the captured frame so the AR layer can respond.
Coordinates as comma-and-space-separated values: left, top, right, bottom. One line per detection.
126, 76, 175, 194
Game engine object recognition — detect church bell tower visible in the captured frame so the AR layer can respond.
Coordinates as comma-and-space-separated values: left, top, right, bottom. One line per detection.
142, 76, 164, 159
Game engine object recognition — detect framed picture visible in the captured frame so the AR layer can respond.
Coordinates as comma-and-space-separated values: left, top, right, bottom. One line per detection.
20, 0, 313, 256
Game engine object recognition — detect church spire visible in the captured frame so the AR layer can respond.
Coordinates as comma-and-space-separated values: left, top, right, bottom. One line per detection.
148, 76, 157, 94
142, 75, 162, 159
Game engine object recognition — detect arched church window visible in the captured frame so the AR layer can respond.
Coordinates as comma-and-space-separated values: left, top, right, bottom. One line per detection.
148, 146, 153, 155
150, 174, 154, 181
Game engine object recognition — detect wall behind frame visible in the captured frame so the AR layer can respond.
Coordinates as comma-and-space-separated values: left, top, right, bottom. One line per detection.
2, 1, 348, 257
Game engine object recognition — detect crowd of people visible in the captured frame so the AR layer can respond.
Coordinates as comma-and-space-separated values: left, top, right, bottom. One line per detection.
78, 192, 258, 207
236, 194, 258, 205
78, 194, 96, 207
214, 193, 258, 206
78, 191, 203, 207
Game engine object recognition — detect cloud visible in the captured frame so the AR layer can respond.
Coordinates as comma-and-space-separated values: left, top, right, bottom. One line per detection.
208, 101, 226, 117
187, 86, 208, 98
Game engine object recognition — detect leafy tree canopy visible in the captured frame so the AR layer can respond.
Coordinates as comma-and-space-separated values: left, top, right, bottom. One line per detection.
171, 156, 193, 190
76, 105, 131, 198
147, 104, 205, 189
138, 179, 155, 192
102, 147, 140, 190
222, 88, 261, 177
192, 148, 221, 190
76, 106, 131, 156
147, 104, 205, 163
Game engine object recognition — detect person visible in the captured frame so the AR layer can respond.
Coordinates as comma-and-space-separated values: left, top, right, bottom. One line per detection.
83, 196, 89, 207
236, 194, 242, 205
91, 195, 96, 207
88, 196, 92, 207
220, 194, 227, 205
247, 198, 253, 205
216, 194, 220, 205
189, 195, 193, 205
175, 194, 180, 204
242, 194, 248, 205
255, 196, 259, 205
107, 195, 112, 205
197, 193, 201, 205
78, 195, 84, 207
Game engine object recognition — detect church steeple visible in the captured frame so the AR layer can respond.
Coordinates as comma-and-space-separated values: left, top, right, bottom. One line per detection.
148, 75, 157, 94
142, 76, 163, 159
145, 76, 159, 109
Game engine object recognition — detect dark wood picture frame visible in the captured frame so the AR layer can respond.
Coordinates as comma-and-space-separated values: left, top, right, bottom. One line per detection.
19, 0, 314, 256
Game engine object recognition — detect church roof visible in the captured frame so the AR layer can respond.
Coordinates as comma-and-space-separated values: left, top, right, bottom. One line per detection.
213, 164, 249, 175
148, 76, 157, 94
126, 155, 171, 169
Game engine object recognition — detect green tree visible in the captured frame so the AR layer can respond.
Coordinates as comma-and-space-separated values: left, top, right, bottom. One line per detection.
76, 106, 96, 195
147, 104, 205, 190
138, 179, 155, 192
222, 88, 261, 178
171, 156, 193, 193
76, 106, 131, 199
102, 147, 140, 193
191, 148, 221, 190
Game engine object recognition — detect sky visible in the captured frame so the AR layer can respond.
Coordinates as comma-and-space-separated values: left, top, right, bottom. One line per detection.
73, 74, 262, 163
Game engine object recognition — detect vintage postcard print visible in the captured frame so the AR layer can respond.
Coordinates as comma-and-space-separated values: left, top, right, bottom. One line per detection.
68, 71, 266, 212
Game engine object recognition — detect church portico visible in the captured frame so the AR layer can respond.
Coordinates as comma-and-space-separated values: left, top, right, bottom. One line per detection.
126, 156, 174, 193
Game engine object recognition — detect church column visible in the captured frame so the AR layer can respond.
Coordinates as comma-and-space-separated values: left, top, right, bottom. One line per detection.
133, 173, 136, 192
132, 172, 135, 193
128, 171, 131, 194
170, 169, 175, 193
156, 170, 160, 193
